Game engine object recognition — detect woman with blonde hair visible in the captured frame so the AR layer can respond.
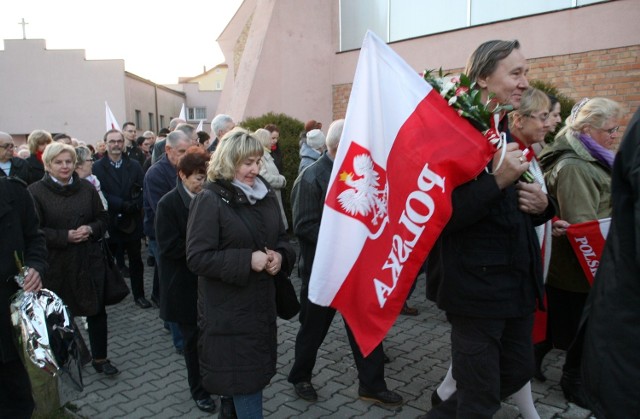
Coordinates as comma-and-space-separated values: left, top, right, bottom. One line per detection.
253, 128, 288, 230
186, 129, 295, 418
28, 142, 118, 376
25, 129, 53, 184
538, 97, 622, 407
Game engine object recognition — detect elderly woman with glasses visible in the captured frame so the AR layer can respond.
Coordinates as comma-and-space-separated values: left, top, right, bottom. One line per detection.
538, 97, 622, 407
75, 145, 108, 209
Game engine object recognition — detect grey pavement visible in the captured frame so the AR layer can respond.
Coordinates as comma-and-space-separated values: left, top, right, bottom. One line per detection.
60, 247, 595, 418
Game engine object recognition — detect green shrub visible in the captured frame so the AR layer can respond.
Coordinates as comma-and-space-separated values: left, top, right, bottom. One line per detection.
240, 112, 304, 230
530, 80, 576, 143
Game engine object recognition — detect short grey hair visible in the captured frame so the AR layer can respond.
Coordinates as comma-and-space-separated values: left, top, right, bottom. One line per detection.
175, 123, 196, 138
326, 119, 344, 152
166, 130, 189, 148
169, 117, 186, 131
212, 114, 234, 138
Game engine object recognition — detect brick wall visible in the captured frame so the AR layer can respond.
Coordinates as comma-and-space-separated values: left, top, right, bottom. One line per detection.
333, 45, 640, 131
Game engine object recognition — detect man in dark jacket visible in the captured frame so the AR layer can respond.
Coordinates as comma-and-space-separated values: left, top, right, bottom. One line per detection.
143, 130, 191, 351
93, 129, 150, 309
288, 120, 403, 407
423, 40, 555, 418
206, 114, 235, 153
0, 132, 30, 183
581, 106, 640, 418
122, 122, 146, 167
0, 177, 47, 418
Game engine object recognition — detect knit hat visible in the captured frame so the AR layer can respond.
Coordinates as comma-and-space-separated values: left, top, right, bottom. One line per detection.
306, 129, 325, 150
304, 119, 322, 132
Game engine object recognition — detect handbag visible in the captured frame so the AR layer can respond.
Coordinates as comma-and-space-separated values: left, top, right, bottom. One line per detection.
99, 239, 130, 305
228, 195, 300, 320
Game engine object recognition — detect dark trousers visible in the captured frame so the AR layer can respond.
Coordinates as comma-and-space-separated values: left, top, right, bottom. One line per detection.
427, 313, 534, 419
110, 239, 145, 299
0, 359, 34, 419
179, 323, 209, 400
288, 276, 386, 392
87, 309, 108, 360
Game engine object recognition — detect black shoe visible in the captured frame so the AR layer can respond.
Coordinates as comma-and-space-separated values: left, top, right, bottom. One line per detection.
195, 397, 217, 413
431, 389, 443, 407
150, 295, 160, 308
120, 265, 130, 278
92, 359, 120, 377
219, 396, 237, 419
533, 341, 552, 382
135, 297, 151, 309
383, 353, 391, 364
560, 370, 590, 409
294, 381, 318, 401
358, 386, 403, 406
147, 255, 155, 267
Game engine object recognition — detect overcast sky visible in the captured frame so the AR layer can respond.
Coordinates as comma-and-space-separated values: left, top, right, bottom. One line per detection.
0, 0, 243, 84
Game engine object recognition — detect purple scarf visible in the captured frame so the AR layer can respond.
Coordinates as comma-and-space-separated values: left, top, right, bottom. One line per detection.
578, 133, 614, 169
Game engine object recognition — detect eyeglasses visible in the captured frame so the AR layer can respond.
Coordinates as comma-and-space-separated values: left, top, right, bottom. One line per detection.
600, 126, 619, 135
0, 143, 15, 150
525, 112, 549, 123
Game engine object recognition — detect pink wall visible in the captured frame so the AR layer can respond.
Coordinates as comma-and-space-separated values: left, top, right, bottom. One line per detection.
217, 0, 639, 128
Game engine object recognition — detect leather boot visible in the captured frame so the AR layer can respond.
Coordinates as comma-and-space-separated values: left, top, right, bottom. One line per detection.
560, 369, 589, 409
533, 340, 552, 382
219, 396, 237, 419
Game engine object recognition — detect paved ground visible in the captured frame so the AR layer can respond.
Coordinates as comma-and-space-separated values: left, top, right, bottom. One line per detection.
60, 247, 595, 418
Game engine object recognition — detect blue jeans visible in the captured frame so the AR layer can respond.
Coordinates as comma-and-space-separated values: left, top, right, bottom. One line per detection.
233, 390, 263, 419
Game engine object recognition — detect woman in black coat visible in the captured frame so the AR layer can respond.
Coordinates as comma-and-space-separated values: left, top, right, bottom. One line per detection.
28, 142, 118, 376
24, 129, 52, 184
186, 129, 295, 419
155, 147, 216, 413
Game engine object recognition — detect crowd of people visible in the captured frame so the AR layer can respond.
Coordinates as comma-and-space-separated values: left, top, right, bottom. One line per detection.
0, 36, 637, 419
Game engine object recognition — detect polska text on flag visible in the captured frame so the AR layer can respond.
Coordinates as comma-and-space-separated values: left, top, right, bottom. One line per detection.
308, 31, 497, 356
566, 218, 611, 285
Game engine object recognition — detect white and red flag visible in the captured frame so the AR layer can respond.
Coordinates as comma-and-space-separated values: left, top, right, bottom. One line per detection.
105, 101, 120, 132
179, 103, 187, 121
308, 31, 497, 356
196, 119, 204, 132
565, 218, 611, 285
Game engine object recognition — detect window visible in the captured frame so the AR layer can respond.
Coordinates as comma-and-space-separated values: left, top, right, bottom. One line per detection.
135, 110, 141, 128
148, 113, 155, 132
187, 107, 207, 120
339, 0, 610, 51
216, 81, 222, 90
160, 115, 165, 129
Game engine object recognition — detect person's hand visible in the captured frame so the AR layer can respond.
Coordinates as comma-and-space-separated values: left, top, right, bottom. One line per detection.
251, 251, 270, 272
67, 229, 86, 243
552, 219, 570, 237
23, 268, 42, 292
265, 249, 283, 276
516, 182, 548, 214
493, 143, 529, 190
76, 225, 93, 240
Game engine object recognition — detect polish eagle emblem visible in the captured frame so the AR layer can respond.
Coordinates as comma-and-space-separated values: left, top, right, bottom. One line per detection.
338, 154, 388, 229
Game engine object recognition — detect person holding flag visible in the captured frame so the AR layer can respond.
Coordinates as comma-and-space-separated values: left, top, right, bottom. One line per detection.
537, 97, 622, 407
423, 40, 555, 418
288, 119, 403, 406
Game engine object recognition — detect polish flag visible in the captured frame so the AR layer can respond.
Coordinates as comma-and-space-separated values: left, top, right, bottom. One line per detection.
179, 103, 187, 121
196, 119, 204, 132
566, 218, 611, 285
308, 31, 497, 356
105, 101, 120, 132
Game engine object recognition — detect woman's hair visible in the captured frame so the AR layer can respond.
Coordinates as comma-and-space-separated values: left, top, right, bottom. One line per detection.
510, 88, 550, 129
264, 123, 279, 133
465, 40, 521, 83
547, 94, 559, 110
557, 97, 622, 139
75, 145, 93, 166
253, 128, 271, 149
197, 131, 210, 146
43, 142, 76, 167
207, 129, 264, 181
177, 146, 209, 177
27, 129, 53, 154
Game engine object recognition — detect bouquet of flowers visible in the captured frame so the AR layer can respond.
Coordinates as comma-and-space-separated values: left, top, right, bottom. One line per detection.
423, 68, 534, 183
